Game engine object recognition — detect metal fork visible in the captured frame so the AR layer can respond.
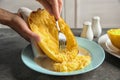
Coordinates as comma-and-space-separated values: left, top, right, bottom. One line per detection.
56, 21, 66, 50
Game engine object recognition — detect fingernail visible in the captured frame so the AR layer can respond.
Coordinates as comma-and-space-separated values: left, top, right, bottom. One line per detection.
35, 36, 40, 42
31, 34, 40, 42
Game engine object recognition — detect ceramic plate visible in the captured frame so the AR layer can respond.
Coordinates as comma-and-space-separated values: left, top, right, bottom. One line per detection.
98, 34, 120, 58
21, 37, 105, 76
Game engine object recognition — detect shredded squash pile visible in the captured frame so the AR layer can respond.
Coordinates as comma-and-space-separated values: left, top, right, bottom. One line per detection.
28, 9, 91, 72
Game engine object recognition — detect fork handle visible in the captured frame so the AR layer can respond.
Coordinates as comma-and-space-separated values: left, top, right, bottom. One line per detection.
56, 21, 60, 31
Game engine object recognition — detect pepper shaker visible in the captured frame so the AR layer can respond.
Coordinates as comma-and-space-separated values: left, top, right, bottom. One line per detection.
80, 21, 94, 41
92, 16, 102, 38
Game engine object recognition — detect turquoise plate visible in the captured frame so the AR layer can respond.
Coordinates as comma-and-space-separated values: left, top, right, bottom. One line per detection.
21, 37, 105, 76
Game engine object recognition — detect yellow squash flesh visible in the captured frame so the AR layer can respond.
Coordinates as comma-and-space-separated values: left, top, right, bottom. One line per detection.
107, 29, 120, 49
28, 9, 91, 72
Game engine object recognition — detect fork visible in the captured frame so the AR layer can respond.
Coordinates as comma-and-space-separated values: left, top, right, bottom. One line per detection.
56, 21, 66, 50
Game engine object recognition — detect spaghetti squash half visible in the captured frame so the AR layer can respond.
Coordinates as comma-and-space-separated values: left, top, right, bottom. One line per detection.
28, 9, 91, 72
107, 29, 120, 49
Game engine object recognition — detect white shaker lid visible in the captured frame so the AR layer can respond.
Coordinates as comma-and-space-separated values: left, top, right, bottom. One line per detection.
92, 16, 100, 20
83, 21, 92, 26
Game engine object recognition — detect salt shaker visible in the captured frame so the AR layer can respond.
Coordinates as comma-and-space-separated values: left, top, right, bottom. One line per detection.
80, 21, 94, 41
92, 16, 102, 38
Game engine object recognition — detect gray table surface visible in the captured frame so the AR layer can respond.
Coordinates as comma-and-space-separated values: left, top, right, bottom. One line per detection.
0, 28, 120, 80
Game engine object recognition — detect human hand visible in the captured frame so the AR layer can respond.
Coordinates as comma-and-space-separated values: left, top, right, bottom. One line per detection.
10, 14, 40, 42
0, 8, 40, 42
37, 0, 63, 20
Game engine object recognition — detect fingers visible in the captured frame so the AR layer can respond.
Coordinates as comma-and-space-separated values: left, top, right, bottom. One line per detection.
20, 24, 40, 42
11, 15, 40, 42
54, 0, 63, 20
58, 0, 63, 15
50, 0, 59, 20
37, 0, 53, 15
37, 0, 63, 20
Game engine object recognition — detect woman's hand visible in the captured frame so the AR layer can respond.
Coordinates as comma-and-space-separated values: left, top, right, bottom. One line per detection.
10, 14, 40, 42
37, 0, 63, 20
0, 8, 40, 42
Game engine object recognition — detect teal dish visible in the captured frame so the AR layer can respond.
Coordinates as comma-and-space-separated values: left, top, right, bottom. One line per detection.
21, 37, 105, 76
